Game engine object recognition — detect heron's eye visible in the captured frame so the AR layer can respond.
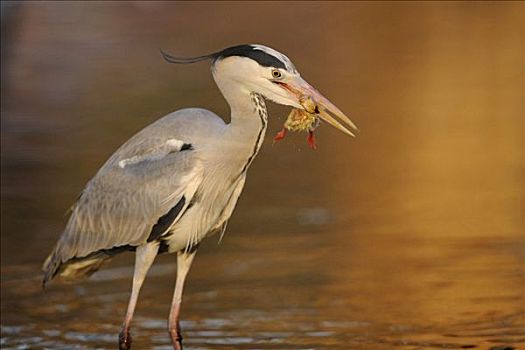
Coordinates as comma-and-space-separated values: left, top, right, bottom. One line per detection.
271, 69, 282, 79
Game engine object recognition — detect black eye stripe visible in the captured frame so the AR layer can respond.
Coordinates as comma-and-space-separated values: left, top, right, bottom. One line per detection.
213, 45, 287, 70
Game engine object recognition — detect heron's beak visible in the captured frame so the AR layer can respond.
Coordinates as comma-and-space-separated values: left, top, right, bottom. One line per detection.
276, 77, 358, 137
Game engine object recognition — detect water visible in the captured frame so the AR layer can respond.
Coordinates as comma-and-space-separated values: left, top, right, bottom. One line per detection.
1, 2, 524, 349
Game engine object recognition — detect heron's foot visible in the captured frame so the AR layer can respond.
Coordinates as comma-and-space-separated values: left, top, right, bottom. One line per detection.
118, 329, 132, 350
169, 327, 183, 350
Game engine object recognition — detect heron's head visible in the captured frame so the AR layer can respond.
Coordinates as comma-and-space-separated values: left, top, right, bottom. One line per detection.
161, 44, 357, 136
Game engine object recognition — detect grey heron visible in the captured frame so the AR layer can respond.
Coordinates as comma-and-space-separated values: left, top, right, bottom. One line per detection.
42, 44, 357, 350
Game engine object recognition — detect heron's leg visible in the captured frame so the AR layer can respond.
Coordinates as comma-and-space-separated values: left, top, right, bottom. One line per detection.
168, 250, 196, 350
118, 242, 159, 350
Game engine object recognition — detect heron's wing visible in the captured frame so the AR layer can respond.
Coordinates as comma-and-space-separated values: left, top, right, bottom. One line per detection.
50, 137, 203, 265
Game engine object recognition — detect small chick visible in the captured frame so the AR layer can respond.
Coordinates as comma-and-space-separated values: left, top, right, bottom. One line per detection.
274, 96, 320, 149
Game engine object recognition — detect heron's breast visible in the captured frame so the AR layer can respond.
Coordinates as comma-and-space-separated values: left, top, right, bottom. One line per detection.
162, 173, 246, 253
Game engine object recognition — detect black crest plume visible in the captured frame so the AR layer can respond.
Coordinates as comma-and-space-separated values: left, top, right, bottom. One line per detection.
160, 44, 287, 70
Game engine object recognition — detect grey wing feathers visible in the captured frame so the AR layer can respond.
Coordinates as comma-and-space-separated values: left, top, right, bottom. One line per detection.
43, 108, 224, 283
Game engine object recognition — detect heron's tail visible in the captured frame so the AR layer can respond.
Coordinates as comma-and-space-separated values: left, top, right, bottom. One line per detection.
42, 249, 107, 287
42, 245, 134, 287
42, 250, 61, 288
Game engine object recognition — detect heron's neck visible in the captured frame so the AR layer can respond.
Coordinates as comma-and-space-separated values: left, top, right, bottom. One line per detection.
215, 79, 268, 173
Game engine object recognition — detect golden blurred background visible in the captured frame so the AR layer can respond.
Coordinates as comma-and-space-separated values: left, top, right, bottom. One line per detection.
1, 2, 524, 349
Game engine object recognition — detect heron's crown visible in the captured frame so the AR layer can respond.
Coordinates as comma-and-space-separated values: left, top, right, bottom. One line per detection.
213, 44, 297, 73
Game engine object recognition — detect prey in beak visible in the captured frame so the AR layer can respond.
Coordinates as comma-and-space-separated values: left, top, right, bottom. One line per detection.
273, 96, 320, 149
273, 78, 358, 149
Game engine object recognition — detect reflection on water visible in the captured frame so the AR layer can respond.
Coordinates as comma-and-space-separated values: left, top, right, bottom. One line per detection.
1, 2, 524, 350
2, 236, 524, 350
